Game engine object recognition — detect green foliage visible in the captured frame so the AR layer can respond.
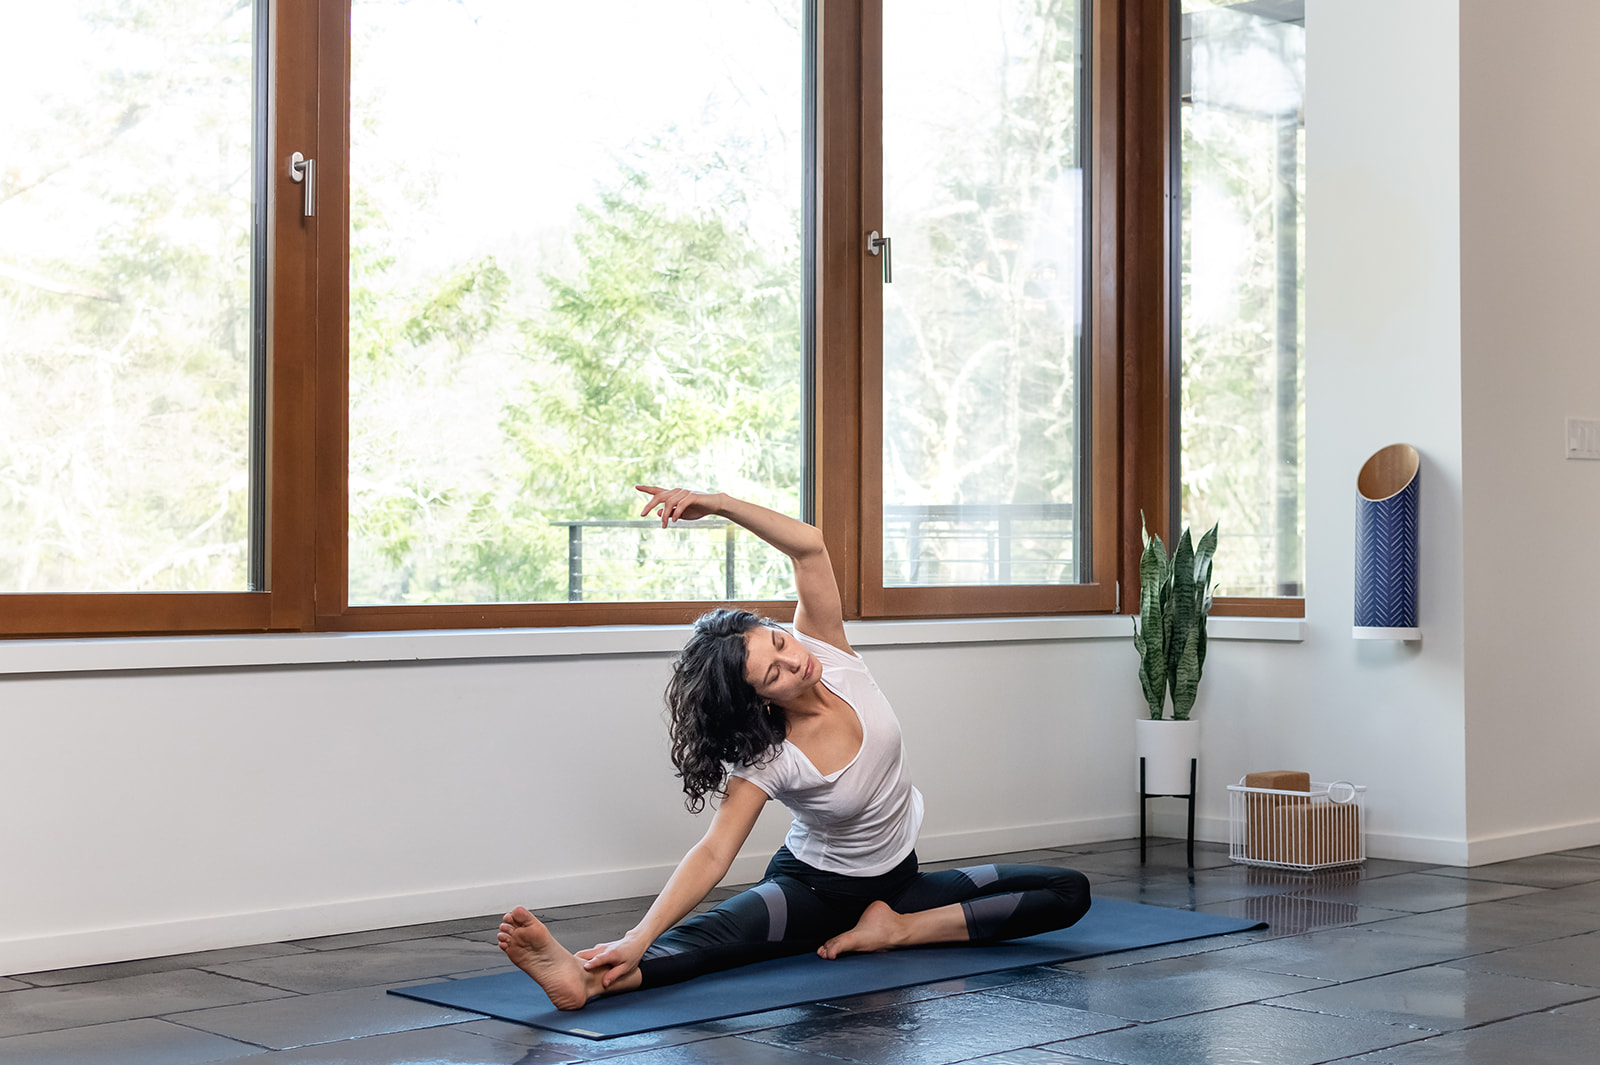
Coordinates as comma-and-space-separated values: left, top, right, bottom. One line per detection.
880, 0, 1083, 582
345, 151, 802, 604
1133, 517, 1172, 719
1178, 11, 1305, 596
0, 0, 255, 591
1133, 514, 1218, 720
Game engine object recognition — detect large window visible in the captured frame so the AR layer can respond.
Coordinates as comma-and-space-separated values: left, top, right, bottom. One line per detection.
1175, 0, 1305, 600
0, 0, 263, 594
862, 0, 1115, 617
345, 0, 805, 608
2, 0, 1181, 638
877, 0, 1089, 589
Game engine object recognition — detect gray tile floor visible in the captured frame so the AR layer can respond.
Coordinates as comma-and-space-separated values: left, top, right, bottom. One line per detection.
7, 839, 1600, 1064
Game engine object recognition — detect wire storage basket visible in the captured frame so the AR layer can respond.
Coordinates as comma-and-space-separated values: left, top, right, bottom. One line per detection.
1228, 778, 1366, 871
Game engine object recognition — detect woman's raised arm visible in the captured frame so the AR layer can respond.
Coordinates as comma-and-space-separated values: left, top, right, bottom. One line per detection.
636, 486, 849, 653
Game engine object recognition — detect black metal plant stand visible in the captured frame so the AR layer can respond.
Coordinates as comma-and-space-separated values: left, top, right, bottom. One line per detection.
1139, 756, 1197, 867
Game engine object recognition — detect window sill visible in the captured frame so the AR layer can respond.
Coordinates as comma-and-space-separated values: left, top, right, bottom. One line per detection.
0, 615, 1305, 677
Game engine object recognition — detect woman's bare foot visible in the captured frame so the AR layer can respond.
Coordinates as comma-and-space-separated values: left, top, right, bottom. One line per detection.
497, 906, 593, 1010
818, 900, 908, 959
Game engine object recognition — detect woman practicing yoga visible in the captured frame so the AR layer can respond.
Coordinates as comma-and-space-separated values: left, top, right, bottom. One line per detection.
497, 486, 1091, 1009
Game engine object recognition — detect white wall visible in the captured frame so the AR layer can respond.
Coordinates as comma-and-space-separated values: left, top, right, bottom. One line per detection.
1459, 0, 1600, 856
0, 628, 1137, 975
1172, 0, 1471, 860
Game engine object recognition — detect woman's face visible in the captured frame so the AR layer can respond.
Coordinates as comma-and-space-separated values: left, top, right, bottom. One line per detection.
743, 625, 819, 705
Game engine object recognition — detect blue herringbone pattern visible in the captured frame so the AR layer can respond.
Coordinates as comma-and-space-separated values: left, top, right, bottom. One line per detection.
1354, 472, 1420, 628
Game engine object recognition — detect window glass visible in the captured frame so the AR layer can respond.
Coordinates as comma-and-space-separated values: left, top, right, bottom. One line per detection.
348, 0, 804, 605
1178, 0, 1305, 596
879, 0, 1088, 588
0, 1, 257, 592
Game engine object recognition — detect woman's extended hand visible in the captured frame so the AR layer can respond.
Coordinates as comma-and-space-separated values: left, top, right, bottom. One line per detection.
575, 932, 650, 988
636, 485, 722, 528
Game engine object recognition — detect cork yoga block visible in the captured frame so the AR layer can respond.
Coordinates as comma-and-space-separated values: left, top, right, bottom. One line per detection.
1241, 771, 1362, 866
1244, 770, 1310, 791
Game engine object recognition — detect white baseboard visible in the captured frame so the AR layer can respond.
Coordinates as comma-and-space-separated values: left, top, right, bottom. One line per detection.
0, 816, 1137, 978
1465, 818, 1600, 866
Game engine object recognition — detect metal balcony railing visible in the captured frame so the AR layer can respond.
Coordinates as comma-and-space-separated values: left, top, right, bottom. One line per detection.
552, 502, 1075, 602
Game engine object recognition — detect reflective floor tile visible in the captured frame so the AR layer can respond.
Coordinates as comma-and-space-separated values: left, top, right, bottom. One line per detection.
958, 1051, 1118, 1065
1062, 844, 1233, 877
536, 894, 660, 921
0, 969, 295, 1039
920, 850, 1086, 872
1059, 838, 1148, 856
1205, 926, 1472, 983
1497, 878, 1600, 916
1336, 859, 1445, 879
1334, 994, 1600, 1064
1359, 897, 1600, 951
1053, 1002, 1428, 1065
1555, 845, 1600, 862
202, 1024, 573, 1064
287, 915, 503, 952
1088, 869, 1321, 911
454, 1002, 844, 1060
591, 1035, 842, 1064
988, 951, 1327, 1022
1264, 963, 1596, 1031
201, 935, 508, 994
168, 981, 480, 1050
1445, 929, 1600, 987
1287, 873, 1542, 912
1194, 894, 1411, 936
0, 1017, 266, 1065
14, 942, 313, 988
1422, 854, 1600, 889
0, 976, 31, 991
535, 910, 649, 953
744, 991, 1131, 1065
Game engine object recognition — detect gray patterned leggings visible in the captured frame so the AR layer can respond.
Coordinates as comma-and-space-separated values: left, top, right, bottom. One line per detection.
635, 846, 1091, 989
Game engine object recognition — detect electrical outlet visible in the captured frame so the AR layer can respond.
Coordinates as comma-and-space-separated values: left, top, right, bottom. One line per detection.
1567, 417, 1600, 460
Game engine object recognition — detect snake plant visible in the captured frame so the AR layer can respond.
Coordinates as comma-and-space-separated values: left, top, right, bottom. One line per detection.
1133, 515, 1219, 720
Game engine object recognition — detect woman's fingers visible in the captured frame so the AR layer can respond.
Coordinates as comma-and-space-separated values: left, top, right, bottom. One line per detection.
636, 485, 668, 520
600, 958, 637, 988
578, 947, 616, 970
635, 485, 699, 527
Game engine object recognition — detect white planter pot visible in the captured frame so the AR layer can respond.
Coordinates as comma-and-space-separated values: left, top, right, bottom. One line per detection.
1135, 718, 1200, 796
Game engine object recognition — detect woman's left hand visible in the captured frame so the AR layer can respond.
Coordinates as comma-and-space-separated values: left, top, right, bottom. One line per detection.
636, 485, 721, 527
576, 932, 650, 988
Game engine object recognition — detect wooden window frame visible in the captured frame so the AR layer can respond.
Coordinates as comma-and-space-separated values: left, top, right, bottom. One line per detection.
4, 0, 1297, 638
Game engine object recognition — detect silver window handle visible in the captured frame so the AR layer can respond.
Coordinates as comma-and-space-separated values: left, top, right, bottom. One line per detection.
290, 152, 315, 217
868, 230, 892, 283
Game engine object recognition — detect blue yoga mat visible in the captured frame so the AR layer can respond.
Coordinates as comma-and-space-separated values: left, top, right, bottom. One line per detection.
389, 899, 1264, 1039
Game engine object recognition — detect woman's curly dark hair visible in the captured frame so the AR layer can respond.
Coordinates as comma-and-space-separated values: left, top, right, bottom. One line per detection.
665, 608, 788, 813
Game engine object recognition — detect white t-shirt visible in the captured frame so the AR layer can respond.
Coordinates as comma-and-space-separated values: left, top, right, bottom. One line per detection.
730, 628, 925, 876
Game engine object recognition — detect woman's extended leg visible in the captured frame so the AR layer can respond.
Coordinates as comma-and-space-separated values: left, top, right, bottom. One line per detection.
499, 873, 862, 1008
818, 862, 1091, 958
633, 873, 858, 988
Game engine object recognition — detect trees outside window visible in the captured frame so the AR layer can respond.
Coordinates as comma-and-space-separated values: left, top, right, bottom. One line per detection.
2, 0, 1236, 637
0, 0, 257, 594
1176, 0, 1306, 599
345, 0, 805, 607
